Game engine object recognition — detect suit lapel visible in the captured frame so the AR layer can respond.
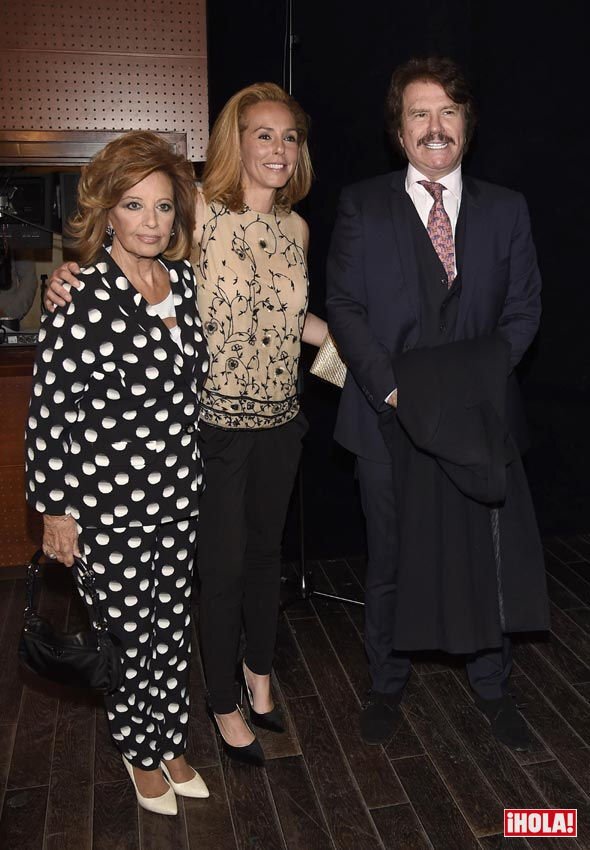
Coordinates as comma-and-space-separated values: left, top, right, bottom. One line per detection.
456, 176, 485, 334
389, 170, 420, 322
100, 250, 196, 389
141, 259, 197, 387
170, 262, 198, 364
167, 262, 199, 385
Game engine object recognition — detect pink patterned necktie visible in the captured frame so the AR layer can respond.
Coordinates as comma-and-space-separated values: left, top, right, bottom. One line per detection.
418, 180, 456, 287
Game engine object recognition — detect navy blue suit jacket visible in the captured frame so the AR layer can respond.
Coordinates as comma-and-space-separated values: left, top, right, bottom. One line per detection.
326, 168, 542, 463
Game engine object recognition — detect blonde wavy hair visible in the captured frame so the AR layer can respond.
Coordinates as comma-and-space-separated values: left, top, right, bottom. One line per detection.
68, 131, 197, 265
202, 82, 313, 212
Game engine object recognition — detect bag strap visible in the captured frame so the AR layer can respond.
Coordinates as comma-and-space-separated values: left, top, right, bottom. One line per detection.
24, 549, 111, 634
24, 548, 45, 615
73, 556, 112, 634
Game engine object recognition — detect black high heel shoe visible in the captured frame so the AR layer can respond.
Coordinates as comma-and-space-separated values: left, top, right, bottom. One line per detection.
239, 662, 286, 734
206, 703, 265, 766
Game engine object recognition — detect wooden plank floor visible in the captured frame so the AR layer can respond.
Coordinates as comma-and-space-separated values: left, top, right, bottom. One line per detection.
2, 537, 590, 849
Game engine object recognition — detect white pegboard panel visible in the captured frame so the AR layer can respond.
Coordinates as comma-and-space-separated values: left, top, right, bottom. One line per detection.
0, 0, 208, 161
2, 0, 206, 56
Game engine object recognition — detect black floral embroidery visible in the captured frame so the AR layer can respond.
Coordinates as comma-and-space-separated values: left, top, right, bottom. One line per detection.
195, 202, 309, 429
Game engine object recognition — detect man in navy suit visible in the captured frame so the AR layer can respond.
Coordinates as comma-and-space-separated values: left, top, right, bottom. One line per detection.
326, 57, 542, 749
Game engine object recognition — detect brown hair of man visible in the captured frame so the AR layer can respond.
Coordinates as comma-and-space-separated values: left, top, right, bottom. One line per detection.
386, 57, 477, 156
68, 131, 197, 265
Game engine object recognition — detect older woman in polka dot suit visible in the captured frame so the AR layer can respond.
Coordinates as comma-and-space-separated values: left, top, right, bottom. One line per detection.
26, 131, 210, 816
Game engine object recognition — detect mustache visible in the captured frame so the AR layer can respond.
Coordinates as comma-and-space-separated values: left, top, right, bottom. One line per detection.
417, 133, 455, 147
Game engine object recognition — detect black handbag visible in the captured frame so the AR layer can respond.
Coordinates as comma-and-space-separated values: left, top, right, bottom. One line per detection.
18, 549, 124, 694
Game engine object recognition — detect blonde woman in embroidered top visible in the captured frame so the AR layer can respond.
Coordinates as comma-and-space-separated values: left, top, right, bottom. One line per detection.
45, 83, 327, 765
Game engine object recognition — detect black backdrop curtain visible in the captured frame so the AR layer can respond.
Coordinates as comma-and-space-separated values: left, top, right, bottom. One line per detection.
207, 0, 589, 558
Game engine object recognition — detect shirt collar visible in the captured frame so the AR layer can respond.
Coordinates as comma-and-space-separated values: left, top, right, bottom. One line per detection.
406, 162, 463, 201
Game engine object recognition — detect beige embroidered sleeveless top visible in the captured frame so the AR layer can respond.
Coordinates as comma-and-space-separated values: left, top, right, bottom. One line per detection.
193, 199, 309, 429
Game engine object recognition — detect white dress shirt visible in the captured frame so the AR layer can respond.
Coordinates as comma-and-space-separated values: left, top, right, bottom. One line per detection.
405, 162, 463, 238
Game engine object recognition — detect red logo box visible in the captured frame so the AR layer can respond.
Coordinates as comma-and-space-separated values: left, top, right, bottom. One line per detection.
504, 809, 577, 838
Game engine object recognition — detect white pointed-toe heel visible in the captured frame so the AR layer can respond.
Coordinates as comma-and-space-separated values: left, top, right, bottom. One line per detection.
160, 760, 210, 798
122, 755, 178, 815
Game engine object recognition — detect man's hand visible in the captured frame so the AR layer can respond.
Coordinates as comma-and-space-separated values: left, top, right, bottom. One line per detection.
45, 262, 81, 310
42, 514, 80, 567
387, 389, 398, 408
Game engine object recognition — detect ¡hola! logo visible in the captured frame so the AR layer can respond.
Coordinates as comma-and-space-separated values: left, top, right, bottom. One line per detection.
504, 809, 577, 838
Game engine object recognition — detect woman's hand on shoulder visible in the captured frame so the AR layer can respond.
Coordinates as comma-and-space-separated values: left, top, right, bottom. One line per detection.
45, 262, 82, 311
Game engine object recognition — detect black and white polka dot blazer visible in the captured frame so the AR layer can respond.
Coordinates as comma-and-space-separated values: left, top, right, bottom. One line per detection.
25, 250, 210, 529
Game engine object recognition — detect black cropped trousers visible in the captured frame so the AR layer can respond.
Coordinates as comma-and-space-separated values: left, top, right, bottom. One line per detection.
197, 415, 305, 714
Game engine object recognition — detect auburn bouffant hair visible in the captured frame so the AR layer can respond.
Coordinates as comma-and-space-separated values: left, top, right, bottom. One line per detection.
68, 131, 196, 264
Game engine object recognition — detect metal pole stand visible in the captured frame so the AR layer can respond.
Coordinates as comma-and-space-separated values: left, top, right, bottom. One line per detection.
280, 432, 364, 611
278, 0, 363, 611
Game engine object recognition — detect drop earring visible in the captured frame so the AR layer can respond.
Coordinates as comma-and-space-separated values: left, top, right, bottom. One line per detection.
106, 224, 114, 237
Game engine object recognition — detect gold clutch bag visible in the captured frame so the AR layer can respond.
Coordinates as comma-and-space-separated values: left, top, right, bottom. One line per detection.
309, 332, 347, 388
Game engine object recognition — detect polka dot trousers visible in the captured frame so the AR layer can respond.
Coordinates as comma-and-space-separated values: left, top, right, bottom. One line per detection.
74, 517, 198, 769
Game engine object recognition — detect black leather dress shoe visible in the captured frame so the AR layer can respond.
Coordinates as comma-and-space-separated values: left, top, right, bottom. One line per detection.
475, 693, 533, 752
360, 690, 403, 744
